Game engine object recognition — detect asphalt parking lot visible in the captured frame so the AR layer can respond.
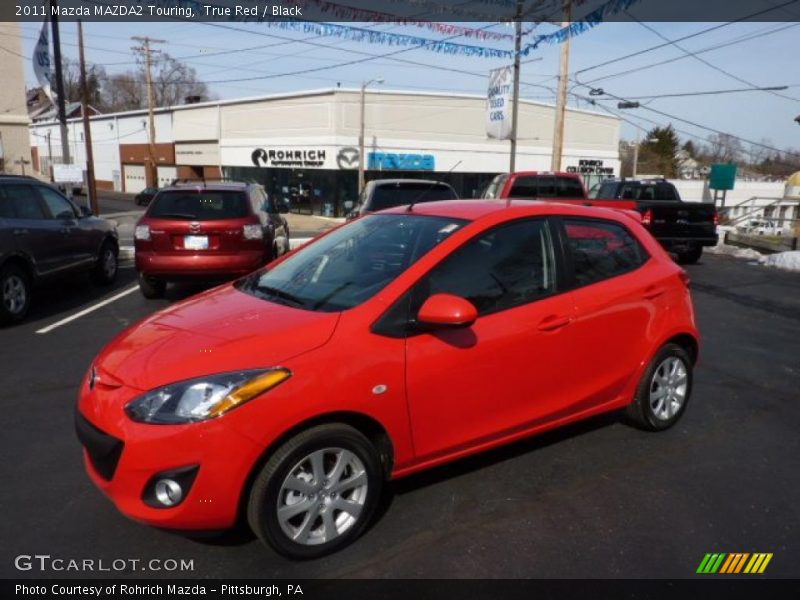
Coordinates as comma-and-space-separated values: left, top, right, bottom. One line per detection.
1, 250, 798, 579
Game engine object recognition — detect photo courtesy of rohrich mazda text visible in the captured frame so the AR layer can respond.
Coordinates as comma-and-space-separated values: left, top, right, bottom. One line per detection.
1, 0, 799, 596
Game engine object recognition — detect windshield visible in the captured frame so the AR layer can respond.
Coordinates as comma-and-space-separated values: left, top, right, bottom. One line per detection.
369, 183, 457, 211
236, 214, 467, 312
148, 190, 249, 220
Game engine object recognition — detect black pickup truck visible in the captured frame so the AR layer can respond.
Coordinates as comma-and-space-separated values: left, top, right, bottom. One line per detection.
589, 178, 718, 264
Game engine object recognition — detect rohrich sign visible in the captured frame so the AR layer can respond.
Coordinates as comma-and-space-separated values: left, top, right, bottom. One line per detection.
566, 159, 614, 176
252, 148, 327, 168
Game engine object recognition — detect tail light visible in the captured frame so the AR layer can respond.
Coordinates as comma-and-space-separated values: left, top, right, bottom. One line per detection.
713, 210, 720, 226
678, 270, 691, 288
641, 209, 653, 227
242, 224, 264, 240
134, 225, 151, 241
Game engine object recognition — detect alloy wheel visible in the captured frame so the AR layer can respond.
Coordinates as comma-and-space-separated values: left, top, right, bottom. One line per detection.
2, 275, 27, 315
276, 448, 368, 546
649, 357, 688, 421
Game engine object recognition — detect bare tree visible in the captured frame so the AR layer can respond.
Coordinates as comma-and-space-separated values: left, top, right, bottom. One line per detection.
705, 133, 744, 164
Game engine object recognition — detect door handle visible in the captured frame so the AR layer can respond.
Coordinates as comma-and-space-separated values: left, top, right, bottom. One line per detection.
13, 229, 29, 236
643, 285, 665, 300
537, 315, 572, 332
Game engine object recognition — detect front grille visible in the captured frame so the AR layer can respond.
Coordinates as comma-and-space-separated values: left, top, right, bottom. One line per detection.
74, 410, 124, 481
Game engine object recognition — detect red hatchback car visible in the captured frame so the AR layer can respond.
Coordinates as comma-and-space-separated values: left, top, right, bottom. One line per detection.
77, 200, 699, 558
134, 181, 290, 298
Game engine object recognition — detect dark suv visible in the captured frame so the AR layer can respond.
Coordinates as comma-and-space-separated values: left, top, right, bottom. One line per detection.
134, 180, 290, 298
348, 179, 458, 219
0, 175, 119, 324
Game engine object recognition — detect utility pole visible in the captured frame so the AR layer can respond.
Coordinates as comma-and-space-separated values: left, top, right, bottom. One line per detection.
50, 0, 70, 165
45, 131, 53, 181
132, 36, 165, 189
358, 78, 383, 195
509, 0, 523, 171
551, 0, 572, 172
78, 20, 98, 215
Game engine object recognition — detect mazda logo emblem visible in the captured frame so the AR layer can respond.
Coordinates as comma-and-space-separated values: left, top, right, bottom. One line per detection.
337, 147, 359, 170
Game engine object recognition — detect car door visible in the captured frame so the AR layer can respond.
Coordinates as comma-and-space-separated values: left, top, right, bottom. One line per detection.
558, 217, 666, 407
403, 217, 579, 460
2, 183, 64, 276
36, 185, 95, 271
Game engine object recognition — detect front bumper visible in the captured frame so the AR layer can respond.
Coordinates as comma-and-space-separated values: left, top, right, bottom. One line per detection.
135, 250, 265, 279
76, 385, 267, 530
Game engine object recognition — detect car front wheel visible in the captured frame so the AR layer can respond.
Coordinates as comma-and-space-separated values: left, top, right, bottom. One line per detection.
247, 424, 383, 559
626, 343, 693, 431
92, 241, 118, 285
677, 245, 703, 264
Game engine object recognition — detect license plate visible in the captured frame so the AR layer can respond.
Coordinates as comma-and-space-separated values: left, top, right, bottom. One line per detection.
184, 235, 209, 250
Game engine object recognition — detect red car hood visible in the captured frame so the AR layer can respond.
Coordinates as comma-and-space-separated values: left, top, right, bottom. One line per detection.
96, 285, 340, 390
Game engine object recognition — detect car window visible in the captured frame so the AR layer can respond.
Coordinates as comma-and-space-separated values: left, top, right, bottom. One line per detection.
369, 183, 456, 211
411, 218, 557, 317
592, 182, 618, 199
564, 219, 648, 287
38, 186, 77, 219
0, 184, 47, 220
237, 214, 467, 312
148, 190, 249, 221
554, 176, 584, 198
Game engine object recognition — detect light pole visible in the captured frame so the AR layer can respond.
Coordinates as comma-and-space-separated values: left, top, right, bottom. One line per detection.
358, 78, 384, 195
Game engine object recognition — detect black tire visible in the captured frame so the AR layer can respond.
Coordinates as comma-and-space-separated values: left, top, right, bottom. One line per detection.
677, 245, 703, 265
138, 272, 166, 299
92, 241, 118, 285
247, 424, 383, 559
0, 264, 32, 324
626, 343, 693, 431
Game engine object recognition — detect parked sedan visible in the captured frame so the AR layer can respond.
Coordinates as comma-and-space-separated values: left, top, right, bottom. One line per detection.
77, 200, 698, 558
134, 181, 290, 298
0, 176, 119, 323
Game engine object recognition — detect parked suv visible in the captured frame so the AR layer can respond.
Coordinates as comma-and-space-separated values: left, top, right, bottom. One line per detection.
134, 181, 290, 298
0, 175, 119, 324
348, 179, 458, 219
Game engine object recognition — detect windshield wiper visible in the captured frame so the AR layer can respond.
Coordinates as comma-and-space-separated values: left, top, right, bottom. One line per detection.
253, 284, 307, 308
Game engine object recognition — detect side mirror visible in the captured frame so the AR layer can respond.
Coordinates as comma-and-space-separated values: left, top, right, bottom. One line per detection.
416, 294, 477, 329
79, 205, 93, 217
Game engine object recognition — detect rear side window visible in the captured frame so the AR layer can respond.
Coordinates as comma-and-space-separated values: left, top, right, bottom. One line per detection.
369, 183, 456, 211
148, 190, 250, 221
0, 185, 46, 220
508, 176, 583, 199
413, 218, 557, 317
564, 219, 648, 287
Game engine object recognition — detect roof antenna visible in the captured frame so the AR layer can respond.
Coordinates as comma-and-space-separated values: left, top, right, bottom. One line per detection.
407, 160, 462, 212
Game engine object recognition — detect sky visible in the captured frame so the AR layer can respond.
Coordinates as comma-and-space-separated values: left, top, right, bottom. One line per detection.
5, 17, 800, 154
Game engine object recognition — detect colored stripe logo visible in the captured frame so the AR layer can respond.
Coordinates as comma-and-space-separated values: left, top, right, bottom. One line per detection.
697, 553, 773, 574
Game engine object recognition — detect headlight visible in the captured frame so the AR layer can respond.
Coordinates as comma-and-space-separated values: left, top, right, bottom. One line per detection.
125, 368, 291, 424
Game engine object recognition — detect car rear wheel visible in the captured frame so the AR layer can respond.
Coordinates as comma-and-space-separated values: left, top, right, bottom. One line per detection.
677, 245, 703, 265
247, 424, 383, 559
138, 273, 166, 299
626, 343, 693, 431
92, 241, 118, 285
0, 264, 31, 324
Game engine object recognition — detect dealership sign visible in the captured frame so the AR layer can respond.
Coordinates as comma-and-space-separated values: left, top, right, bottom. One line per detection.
486, 66, 513, 140
368, 152, 435, 171
566, 159, 614, 176
252, 148, 327, 168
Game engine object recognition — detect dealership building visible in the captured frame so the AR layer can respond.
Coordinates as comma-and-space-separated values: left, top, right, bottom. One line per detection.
28, 88, 621, 215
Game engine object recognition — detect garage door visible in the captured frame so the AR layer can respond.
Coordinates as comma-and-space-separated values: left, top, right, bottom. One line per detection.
124, 164, 147, 194
157, 166, 177, 189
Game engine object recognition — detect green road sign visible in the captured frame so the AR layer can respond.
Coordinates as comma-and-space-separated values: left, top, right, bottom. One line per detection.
709, 163, 737, 191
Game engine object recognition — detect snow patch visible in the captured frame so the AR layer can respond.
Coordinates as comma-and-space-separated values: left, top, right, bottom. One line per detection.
759, 251, 800, 272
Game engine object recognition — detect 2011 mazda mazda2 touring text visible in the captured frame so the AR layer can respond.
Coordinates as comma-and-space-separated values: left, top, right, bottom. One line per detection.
77, 200, 699, 559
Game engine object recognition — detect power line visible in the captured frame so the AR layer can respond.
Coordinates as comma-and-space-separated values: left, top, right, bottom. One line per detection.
599, 85, 790, 101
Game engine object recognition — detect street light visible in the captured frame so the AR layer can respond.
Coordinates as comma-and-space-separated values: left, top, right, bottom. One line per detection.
358, 77, 384, 194
795, 115, 800, 125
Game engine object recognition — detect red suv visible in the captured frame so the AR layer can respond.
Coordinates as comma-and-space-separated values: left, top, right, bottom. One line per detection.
78, 200, 698, 558
134, 181, 290, 298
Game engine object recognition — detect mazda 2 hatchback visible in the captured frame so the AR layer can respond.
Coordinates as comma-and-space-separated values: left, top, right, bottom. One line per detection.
134, 181, 289, 298
77, 200, 699, 559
